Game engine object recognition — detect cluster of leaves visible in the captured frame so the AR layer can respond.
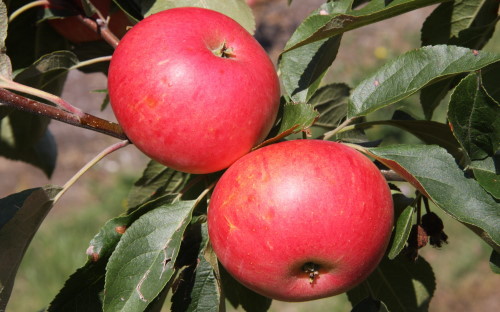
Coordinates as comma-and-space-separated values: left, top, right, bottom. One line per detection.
0, 0, 499, 311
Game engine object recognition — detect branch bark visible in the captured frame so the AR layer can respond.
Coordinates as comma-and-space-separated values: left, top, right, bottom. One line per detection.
76, 15, 120, 48
0, 88, 127, 140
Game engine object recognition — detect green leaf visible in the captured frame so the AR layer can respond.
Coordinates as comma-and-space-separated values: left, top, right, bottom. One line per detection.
351, 297, 389, 312
366, 144, 500, 251
470, 156, 500, 199
482, 62, 500, 104
347, 255, 435, 312
421, 0, 499, 47
277, 103, 319, 135
48, 195, 178, 311
284, 0, 445, 52
220, 265, 272, 312
0, 185, 62, 311
103, 200, 197, 312
448, 72, 500, 160
490, 250, 500, 274
142, 0, 255, 34
388, 203, 414, 260
127, 160, 189, 210
279, 1, 352, 103
310, 83, 350, 128
348, 45, 500, 117
0, 1, 11, 78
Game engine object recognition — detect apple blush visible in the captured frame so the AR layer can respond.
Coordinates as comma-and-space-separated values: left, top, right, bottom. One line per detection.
108, 7, 280, 174
208, 140, 394, 301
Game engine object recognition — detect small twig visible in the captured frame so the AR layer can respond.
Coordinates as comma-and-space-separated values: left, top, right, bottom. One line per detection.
0, 88, 127, 140
75, 14, 120, 48
8, 0, 49, 23
53, 140, 130, 203
70, 55, 112, 70
0, 75, 85, 117
323, 117, 356, 140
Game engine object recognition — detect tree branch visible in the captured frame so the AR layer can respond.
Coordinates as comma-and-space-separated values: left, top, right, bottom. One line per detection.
0, 88, 127, 140
76, 15, 120, 48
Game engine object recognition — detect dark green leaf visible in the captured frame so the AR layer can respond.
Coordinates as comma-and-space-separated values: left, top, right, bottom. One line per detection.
171, 223, 222, 312
47, 261, 106, 312
0, 1, 11, 78
127, 160, 189, 210
310, 83, 350, 128
353, 119, 464, 161
103, 200, 196, 311
481, 62, 500, 105
0, 185, 62, 311
448, 72, 500, 160
470, 156, 500, 199
277, 103, 319, 135
490, 250, 500, 274
351, 297, 389, 312
141, 0, 255, 34
0, 110, 58, 177
421, 0, 499, 48
366, 144, 500, 250
14, 50, 79, 94
220, 265, 272, 312
388, 204, 414, 260
347, 255, 435, 312
284, 0, 445, 52
349, 45, 500, 117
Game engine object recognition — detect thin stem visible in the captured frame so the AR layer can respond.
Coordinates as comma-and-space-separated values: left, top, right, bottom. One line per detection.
76, 14, 120, 48
0, 88, 127, 139
416, 193, 422, 224
8, 0, 49, 23
70, 55, 112, 70
323, 117, 356, 140
191, 182, 217, 208
0, 75, 85, 117
54, 140, 130, 203
422, 196, 431, 214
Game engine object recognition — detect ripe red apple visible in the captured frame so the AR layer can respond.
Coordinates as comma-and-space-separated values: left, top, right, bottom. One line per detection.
208, 140, 394, 301
46, 0, 131, 42
108, 8, 280, 174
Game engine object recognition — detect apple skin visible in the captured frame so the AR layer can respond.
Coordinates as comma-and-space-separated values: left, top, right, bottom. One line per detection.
46, 0, 130, 42
108, 8, 280, 174
207, 140, 394, 301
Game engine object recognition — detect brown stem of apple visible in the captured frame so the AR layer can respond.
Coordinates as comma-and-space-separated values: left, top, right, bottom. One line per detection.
75, 14, 120, 48
0, 88, 127, 140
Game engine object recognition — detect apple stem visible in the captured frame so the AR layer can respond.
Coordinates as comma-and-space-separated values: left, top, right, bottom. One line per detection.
53, 139, 130, 204
0, 74, 86, 117
8, 0, 49, 23
212, 41, 236, 59
0, 88, 128, 140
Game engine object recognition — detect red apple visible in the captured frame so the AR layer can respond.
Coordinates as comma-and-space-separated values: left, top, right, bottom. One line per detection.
108, 8, 280, 174
46, 0, 131, 42
208, 140, 394, 301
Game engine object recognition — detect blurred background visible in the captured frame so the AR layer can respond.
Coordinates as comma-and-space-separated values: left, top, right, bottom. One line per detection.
2, 0, 499, 311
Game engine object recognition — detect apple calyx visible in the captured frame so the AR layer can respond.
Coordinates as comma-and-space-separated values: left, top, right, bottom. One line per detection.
302, 262, 320, 284
212, 41, 235, 58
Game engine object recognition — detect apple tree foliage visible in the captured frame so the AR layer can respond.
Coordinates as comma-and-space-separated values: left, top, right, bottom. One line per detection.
0, 0, 499, 311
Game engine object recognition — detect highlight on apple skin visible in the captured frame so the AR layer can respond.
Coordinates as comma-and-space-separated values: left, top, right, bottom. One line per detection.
208, 140, 394, 302
107, 7, 280, 174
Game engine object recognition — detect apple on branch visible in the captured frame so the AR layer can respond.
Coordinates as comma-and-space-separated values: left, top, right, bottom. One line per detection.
107, 7, 280, 174
208, 140, 394, 301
